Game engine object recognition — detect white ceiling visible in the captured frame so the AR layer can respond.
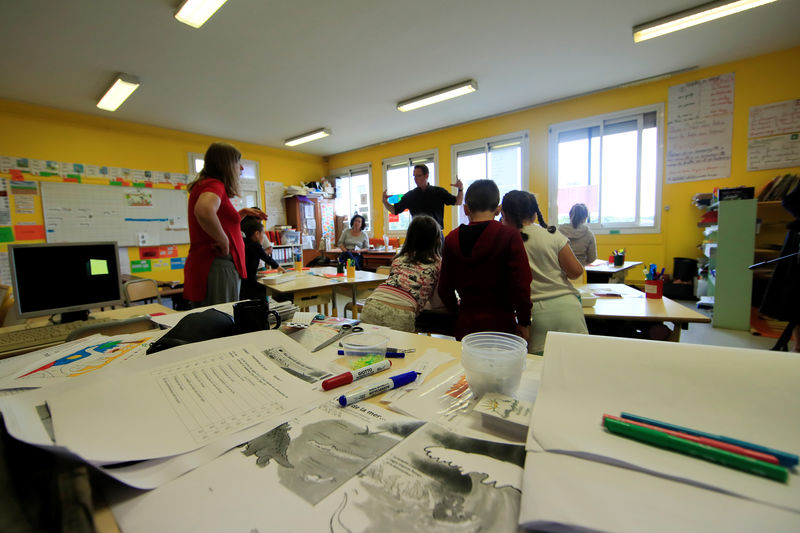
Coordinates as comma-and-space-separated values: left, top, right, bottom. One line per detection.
1, 0, 799, 156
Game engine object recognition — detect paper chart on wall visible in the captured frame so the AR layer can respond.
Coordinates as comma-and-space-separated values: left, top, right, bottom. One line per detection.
666, 73, 735, 183
747, 133, 800, 171
263, 180, 287, 228
748, 99, 800, 138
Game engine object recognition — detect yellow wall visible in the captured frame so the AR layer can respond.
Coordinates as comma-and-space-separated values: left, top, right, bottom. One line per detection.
328, 46, 800, 282
0, 100, 326, 283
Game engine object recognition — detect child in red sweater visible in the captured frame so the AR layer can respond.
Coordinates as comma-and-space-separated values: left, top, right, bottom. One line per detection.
438, 179, 532, 341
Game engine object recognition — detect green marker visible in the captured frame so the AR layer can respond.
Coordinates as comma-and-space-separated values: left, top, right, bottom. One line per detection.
603, 417, 788, 483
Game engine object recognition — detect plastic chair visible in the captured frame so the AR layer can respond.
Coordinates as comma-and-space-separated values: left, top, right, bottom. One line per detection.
123, 279, 162, 306
66, 316, 160, 341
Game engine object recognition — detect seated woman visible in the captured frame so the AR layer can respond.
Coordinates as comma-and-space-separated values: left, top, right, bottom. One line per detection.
337, 214, 369, 269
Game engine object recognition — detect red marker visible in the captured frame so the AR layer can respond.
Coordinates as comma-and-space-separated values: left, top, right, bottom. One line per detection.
602, 414, 780, 465
322, 360, 392, 391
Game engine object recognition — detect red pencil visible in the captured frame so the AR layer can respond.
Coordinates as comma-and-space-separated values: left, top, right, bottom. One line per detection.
602, 414, 780, 465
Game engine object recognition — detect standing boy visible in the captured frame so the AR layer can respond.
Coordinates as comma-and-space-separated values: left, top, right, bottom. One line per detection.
437, 180, 532, 341
240, 219, 285, 300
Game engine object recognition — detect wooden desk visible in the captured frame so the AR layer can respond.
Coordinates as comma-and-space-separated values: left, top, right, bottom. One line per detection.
579, 283, 710, 341
585, 260, 643, 283
259, 267, 388, 317
321, 249, 397, 271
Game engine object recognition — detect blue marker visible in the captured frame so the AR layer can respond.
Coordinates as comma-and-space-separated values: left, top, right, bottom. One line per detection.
337, 350, 405, 358
337, 371, 418, 407
387, 193, 403, 204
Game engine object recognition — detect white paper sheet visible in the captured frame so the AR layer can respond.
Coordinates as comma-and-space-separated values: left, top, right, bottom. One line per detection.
532, 333, 800, 514
109, 402, 422, 532
46, 332, 321, 462
519, 451, 800, 533
391, 357, 543, 445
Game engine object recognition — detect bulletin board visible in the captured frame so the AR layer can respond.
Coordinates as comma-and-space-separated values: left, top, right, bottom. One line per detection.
42, 182, 189, 246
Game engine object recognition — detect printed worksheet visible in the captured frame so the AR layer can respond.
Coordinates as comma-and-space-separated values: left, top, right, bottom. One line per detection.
47, 338, 320, 462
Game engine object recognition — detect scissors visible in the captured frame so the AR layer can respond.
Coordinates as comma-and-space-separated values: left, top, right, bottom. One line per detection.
312, 322, 363, 352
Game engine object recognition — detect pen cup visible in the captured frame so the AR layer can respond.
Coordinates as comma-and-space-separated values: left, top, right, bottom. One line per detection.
341, 332, 388, 369
294, 260, 304, 272
644, 279, 663, 299
461, 332, 527, 399
346, 264, 356, 278
613, 254, 625, 267
336, 262, 345, 274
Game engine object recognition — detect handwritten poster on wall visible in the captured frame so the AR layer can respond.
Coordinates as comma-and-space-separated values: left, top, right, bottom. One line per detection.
747, 99, 800, 171
666, 73, 735, 183
748, 99, 800, 138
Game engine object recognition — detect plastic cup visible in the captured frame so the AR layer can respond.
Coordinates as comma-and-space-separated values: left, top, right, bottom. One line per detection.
461, 332, 527, 399
294, 260, 304, 271
341, 332, 388, 368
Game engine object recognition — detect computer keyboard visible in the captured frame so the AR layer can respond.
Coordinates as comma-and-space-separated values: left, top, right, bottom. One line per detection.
0, 318, 115, 355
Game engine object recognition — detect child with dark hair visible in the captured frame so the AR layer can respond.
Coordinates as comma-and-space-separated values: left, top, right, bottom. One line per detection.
360, 215, 442, 332
337, 213, 369, 269
240, 219, 284, 300
502, 190, 587, 354
437, 180, 532, 341
557, 202, 597, 265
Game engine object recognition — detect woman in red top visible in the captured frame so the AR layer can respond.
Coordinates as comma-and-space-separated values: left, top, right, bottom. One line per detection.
184, 142, 266, 306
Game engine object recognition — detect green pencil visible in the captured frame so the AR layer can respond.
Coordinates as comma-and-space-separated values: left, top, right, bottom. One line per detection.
603, 417, 788, 483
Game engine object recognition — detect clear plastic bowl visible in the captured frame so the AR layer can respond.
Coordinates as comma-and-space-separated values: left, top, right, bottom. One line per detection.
461, 331, 527, 399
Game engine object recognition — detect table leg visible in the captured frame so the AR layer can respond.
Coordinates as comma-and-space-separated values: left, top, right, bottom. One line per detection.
351, 285, 358, 319
666, 321, 681, 342
330, 287, 338, 317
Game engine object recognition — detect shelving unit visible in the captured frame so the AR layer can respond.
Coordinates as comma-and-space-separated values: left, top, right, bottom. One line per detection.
271, 244, 302, 267
701, 199, 756, 330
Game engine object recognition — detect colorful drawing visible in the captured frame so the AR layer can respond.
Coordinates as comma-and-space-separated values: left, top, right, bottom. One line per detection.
20, 338, 151, 379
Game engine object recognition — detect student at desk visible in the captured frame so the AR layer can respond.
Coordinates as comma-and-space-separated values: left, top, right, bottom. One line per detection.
557, 203, 597, 266
501, 191, 587, 354
337, 214, 369, 270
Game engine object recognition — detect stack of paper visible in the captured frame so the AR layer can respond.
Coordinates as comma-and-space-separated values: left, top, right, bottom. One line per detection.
520, 333, 800, 532
0, 331, 344, 488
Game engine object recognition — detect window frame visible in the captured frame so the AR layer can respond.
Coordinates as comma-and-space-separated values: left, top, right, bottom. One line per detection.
547, 103, 664, 235
188, 152, 262, 211
450, 130, 529, 228
381, 149, 439, 237
328, 162, 373, 235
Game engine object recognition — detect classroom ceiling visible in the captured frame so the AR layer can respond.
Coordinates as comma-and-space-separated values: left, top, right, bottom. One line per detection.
1, 0, 799, 157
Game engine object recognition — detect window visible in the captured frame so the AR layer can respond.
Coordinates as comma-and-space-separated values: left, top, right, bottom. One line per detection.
330, 164, 372, 232
382, 150, 437, 235
451, 131, 528, 227
548, 104, 663, 233
188, 152, 261, 211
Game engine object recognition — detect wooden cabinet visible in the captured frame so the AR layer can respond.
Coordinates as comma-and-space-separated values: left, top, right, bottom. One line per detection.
284, 196, 337, 265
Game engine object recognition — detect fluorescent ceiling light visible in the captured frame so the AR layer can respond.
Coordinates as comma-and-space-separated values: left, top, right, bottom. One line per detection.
174, 0, 228, 28
397, 80, 478, 112
96, 74, 140, 112
633, 0, 778, 43
284, 128, 331, 147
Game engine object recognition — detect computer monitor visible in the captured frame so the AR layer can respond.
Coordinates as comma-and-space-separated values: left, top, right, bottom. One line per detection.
8, 241, 124, 323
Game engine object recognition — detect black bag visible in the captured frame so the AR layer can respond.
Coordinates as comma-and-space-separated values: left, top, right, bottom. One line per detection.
146, 309, 236, 355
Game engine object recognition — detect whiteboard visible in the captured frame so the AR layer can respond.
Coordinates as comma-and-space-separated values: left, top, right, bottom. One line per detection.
42, 182, 189, 246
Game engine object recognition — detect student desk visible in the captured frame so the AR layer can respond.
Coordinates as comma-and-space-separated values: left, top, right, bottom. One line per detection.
580, 283, 710, 341
585, 260, 643, 283
259, 267, 387, 317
